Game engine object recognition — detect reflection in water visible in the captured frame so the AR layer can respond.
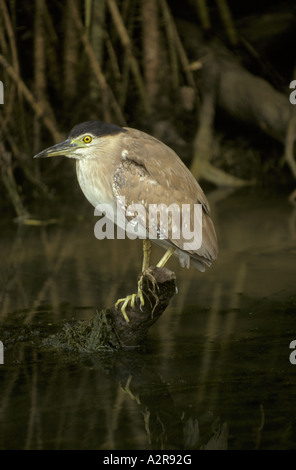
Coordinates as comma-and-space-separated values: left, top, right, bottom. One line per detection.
0, 188, 296, 449
0, 338, 228, 450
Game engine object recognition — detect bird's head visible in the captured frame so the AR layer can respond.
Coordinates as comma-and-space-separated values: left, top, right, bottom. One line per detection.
34, 121, 126, 161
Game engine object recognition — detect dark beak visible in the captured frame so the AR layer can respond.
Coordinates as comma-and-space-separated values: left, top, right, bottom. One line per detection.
34, 139, 77, 159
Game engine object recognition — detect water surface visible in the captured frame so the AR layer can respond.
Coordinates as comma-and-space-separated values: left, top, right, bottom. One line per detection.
0, 187, 295, 450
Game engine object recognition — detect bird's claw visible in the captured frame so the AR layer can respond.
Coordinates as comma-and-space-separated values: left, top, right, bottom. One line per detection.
137, 274, 145, 305
115, 275, 145, 322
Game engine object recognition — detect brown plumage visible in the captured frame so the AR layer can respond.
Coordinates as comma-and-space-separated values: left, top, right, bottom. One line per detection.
34, 121, 218, 272
112, 127, 218, 271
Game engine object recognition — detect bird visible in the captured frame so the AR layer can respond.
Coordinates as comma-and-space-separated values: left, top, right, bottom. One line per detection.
34, 121, 218, 322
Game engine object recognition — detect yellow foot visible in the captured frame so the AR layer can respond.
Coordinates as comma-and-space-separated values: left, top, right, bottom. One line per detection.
137, 274, 145, 306
115, 294, 136, 323
115, 276, 146, 323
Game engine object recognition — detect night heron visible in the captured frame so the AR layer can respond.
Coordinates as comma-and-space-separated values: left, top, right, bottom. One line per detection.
34, 121, 218, 322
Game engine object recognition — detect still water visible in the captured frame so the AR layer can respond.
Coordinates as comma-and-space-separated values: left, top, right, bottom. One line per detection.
0, 187, 295, 450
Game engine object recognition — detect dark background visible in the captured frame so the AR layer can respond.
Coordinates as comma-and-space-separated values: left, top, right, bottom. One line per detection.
1, 0, 296, 451
1, 0, 296, 217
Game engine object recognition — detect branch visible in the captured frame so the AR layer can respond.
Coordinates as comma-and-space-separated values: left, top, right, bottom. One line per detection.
0, 146, 30, 220
0, 54, 62, 142
107, 0, 151, 115
69, 0, 126, 125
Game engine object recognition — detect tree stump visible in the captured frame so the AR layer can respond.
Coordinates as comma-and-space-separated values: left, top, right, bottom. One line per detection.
46, 266, 176, 351
111, 266, 177, 347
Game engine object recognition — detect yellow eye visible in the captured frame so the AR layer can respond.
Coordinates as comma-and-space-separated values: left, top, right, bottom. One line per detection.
83, 135, 92, 143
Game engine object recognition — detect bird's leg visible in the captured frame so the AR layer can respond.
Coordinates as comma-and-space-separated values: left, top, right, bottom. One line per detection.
126, 244, 174, 319
156, 246, 175, 268
137, 239, 152, 305
142, 239, 152, 271
116, 243, 175, 322
115, 239, 152, 322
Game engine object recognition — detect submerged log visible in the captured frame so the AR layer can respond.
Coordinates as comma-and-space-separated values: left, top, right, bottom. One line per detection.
46, 266, 176, 351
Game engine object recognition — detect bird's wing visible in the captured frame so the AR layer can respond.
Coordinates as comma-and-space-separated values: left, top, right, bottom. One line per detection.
122, 128, 211, 213
113, 128, 218, 265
